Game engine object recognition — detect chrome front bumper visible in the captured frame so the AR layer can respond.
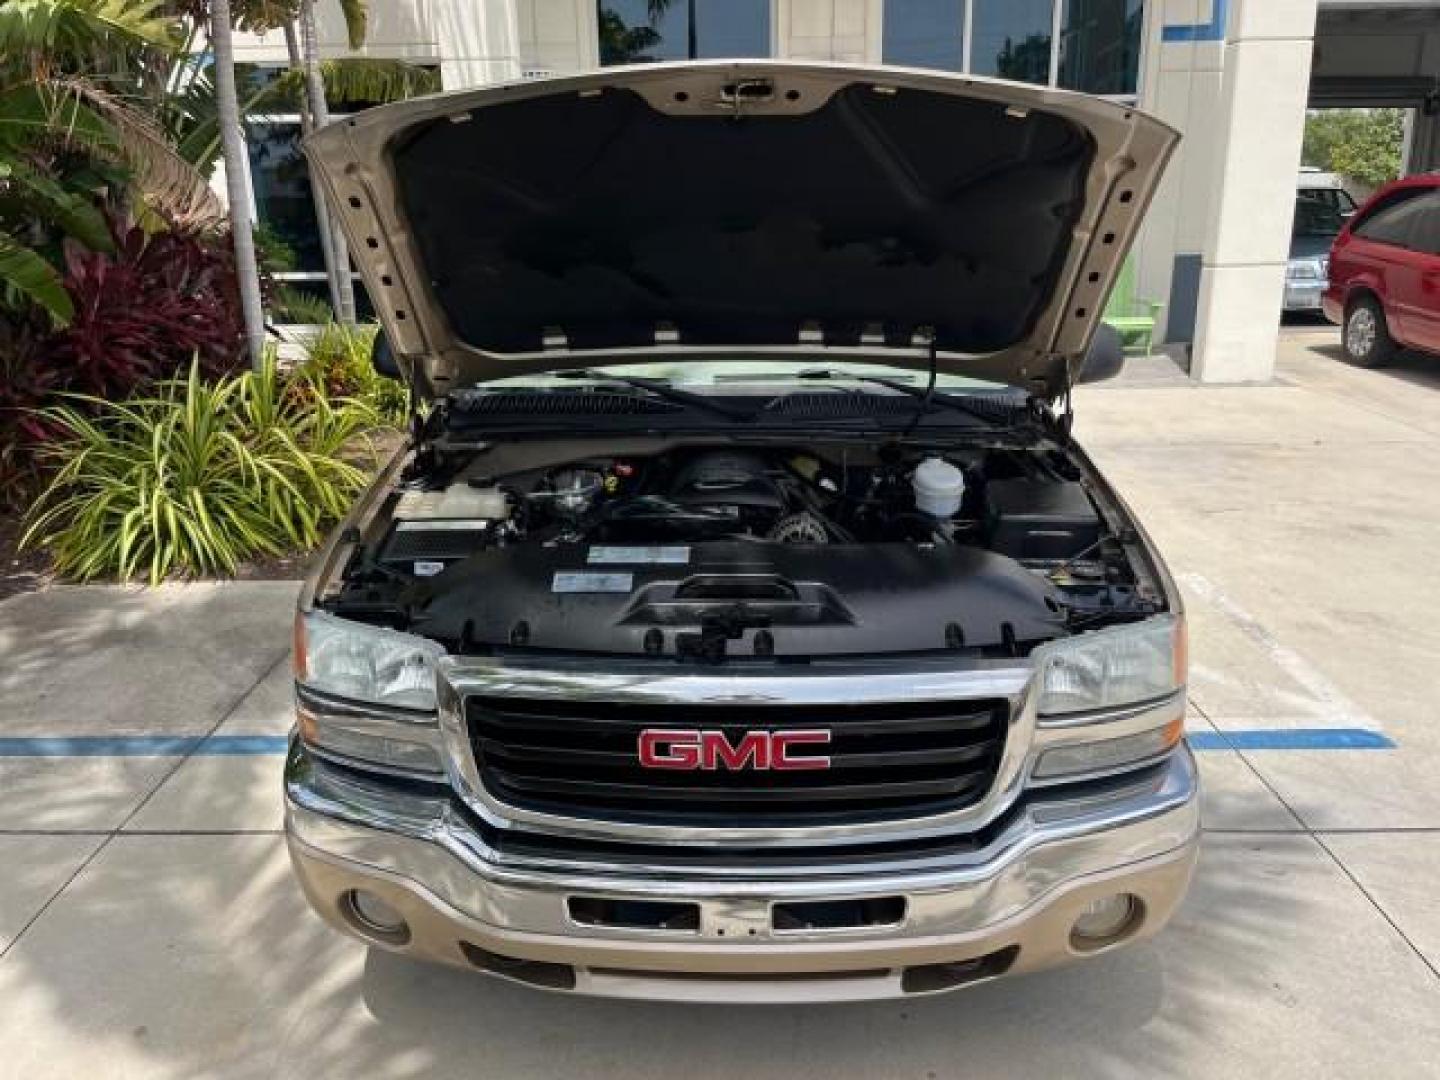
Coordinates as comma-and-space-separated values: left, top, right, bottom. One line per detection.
285, 743, 1200, 1002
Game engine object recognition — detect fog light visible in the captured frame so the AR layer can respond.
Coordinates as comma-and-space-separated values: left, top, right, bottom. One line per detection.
1070, 893, 1139, 948
343, 889, 410, 944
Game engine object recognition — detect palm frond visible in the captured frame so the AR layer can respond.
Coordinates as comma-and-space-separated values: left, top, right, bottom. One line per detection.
231, 0, 299, 33
337, 0, 367, 50
0, 157, 114, 252
53, 75, 224, 225
0, 0, 182, 77
0, 227, 73, 324
0, 79, 120, 155
169, 65, 276, 169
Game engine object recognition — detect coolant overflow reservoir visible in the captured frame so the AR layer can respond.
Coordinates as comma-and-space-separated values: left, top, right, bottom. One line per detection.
913, 457, 965, 518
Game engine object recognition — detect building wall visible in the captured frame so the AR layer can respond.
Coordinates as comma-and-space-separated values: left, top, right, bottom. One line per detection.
232, 0, 523, 84
230, 2, 441, 63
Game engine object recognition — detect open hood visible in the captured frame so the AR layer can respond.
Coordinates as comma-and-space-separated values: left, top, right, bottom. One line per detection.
304, 62, 1177, 401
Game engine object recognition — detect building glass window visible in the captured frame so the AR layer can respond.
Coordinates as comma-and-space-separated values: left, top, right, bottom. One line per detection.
883, 0, 964, 71
970, 0, 1055, 85
1059, 0, 1142, 95
598, 0, 771, 66
247, 121, 327, 275
239, 63, 441, 321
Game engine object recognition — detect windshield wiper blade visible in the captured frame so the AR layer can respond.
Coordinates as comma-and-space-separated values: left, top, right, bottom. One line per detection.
795, 369, 1012, 427
553, 369, 753, 422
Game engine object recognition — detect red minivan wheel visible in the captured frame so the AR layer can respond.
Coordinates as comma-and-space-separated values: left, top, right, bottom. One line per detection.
1343, 296, 1396, 368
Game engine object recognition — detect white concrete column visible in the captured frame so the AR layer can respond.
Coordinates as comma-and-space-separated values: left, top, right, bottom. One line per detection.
1403, 108, 1440, 177
431, 0, 523, 88
515, 0, 598, 75
1190, 0, 1317, 383
776, 0, 882, 62
1132, 0, 1230, 347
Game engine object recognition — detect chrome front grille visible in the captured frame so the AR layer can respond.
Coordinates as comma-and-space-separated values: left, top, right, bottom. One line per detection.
463, 695, 1009, 827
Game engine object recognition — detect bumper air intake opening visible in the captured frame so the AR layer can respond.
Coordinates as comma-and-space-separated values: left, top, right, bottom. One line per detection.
567, 896, 702, 932
772, 896, 907, 932
460, 942, 577, 990
900, 944, 1019, 994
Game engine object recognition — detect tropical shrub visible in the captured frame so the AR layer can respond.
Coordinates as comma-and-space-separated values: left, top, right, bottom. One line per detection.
0, 311, 53, 499
0, 218, 252, 498
51, 220, 250, 395
293, 319, 407, 427
21, 357, 375, 583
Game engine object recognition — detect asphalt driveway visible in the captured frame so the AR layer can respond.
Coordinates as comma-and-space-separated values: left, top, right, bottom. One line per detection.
2, 327, 1438, 1079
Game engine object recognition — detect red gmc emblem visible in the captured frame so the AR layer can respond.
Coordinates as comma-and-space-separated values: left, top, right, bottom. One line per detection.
637, 728, 831, 771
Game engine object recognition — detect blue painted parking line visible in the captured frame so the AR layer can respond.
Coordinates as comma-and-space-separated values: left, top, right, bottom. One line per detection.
0, 735, 291, 757
0, 729, 1396, 757
1187, 728, 1395, 751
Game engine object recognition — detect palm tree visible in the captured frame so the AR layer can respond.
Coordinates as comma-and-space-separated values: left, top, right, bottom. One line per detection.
280, 18, 344, 318
208, 0, 266, 366
296, 0, 358, 323
598, 0, 695, 63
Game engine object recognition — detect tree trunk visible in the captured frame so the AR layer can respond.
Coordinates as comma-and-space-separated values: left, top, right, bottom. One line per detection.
299, 0, 357, 324
210, 0, 267, 369
284, 19, 343, 322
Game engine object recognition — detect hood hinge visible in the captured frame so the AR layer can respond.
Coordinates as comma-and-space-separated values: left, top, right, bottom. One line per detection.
1057, 366, 1075, 435
1028, 358, 1073, 435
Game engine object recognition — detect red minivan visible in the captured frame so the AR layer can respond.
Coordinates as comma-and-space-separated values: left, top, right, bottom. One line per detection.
1323, 174, 1440, 366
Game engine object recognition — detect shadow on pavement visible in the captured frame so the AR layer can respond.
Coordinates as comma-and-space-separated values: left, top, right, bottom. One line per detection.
0, 582, 295, 739
1307, 342, 1440, 393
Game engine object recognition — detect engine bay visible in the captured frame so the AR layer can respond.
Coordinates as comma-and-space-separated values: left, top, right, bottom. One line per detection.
325, 433, 1163, 661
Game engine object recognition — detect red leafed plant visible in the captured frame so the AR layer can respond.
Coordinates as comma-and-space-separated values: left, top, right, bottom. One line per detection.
51, 222, 251, 396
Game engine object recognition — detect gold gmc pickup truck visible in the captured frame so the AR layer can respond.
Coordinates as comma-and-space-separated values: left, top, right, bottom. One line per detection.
284, 60, 1198, 1003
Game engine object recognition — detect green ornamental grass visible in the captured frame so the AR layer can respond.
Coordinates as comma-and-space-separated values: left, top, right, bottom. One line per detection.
22, 357, 379, 584
294, 321, 409, 429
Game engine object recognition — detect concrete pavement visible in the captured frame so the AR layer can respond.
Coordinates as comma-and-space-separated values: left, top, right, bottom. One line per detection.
2, 328, 1439, 1078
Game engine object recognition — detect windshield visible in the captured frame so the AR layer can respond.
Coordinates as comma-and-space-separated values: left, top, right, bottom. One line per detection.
475, 361, 1012, 394
1294, 195, 1347, 237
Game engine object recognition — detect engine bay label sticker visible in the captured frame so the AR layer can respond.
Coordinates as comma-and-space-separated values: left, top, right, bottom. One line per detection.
587, 546, 690, 565
552, 571, 635, 593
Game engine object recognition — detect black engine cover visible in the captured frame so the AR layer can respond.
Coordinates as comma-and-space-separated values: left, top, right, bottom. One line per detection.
407, 541, 1065, 658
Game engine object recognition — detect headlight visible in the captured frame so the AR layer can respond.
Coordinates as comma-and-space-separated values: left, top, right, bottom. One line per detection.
1033, 614, 1185, 717
294, 610, 444, 710
1028, 615, 1186, 782
292, 611, 448, 777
